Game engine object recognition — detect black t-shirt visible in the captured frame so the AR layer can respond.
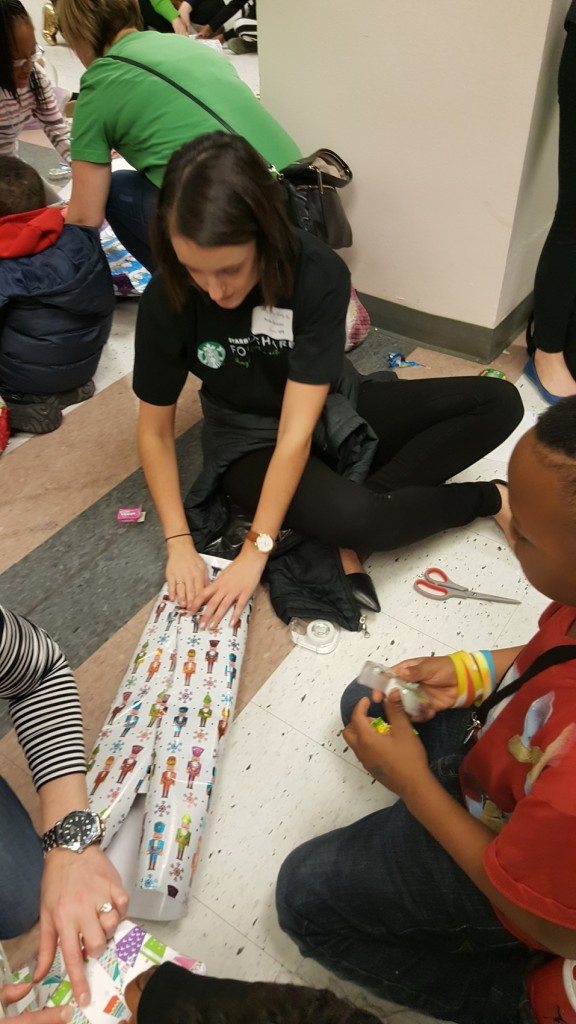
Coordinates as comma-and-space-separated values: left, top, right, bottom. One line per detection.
133, 229, 351, 417
567, 1, 576, 27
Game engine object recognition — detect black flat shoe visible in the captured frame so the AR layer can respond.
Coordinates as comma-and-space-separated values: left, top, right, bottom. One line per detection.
347, 572, 381, 613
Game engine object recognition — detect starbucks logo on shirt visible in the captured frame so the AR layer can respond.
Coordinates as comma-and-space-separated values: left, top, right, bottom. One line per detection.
197, 341, 226, 369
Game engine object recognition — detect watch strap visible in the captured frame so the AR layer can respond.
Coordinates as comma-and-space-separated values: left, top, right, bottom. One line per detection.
42, 822, 61, 854
246, 529, 275, 550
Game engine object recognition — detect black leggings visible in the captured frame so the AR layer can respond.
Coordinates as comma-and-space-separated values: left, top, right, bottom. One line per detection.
138, 0, 223, 31
533, 24, 576, 372
222, 376, 523, 553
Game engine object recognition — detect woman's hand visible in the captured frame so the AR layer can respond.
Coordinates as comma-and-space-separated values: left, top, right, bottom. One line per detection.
178, 0, 192, 30
191, 546, 266, 629
172, 15, 188, 34
35, 846, 128, 1007
343, 694, 432, 800
1, 983, 72, 1023
389, 655, 458, 717
166, 536, 209, 609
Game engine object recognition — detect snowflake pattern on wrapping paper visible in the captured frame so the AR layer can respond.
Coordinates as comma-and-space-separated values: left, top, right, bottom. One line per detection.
221, 692, 233, 707
111, 740, 124, 754
186, 636, 201, 648
208, 626, 222, 637
100, 728, 111, 739
179, 690, 192, 702
154, 801, 170, 816
183, 792, 197, 808
167, 740, 183, 754
158, 633, 169, 645
169, 863, 184, 881
107, 787, 121, 801
138, 729, 152, 742
203, 678, 216, 691
143, 874, 158, 890
229, 640, 240, 652
136, 687, 149, 699
193, 729, 207, 743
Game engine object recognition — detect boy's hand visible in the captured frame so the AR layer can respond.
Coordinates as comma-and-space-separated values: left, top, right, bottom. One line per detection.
389, 655, 458, 716
343, 694, 432, 800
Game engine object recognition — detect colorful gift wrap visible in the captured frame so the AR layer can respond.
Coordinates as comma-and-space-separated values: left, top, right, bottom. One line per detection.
87, 556, 250, 918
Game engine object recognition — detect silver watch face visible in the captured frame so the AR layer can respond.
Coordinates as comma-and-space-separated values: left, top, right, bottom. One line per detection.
256, 533, 274, 553
59, 810, 101, 851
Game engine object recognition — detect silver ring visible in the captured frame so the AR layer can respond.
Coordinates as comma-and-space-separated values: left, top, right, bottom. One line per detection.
97, 901, 114, 915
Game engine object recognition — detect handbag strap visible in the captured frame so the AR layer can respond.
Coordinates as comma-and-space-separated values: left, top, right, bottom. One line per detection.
464, 643, 576, 749
107, 54, 280, 174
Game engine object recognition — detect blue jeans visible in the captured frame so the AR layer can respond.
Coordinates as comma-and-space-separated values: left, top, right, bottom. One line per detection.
0, 778, 43, 938
105, 170, 158, 273
276, 690, 537, 1024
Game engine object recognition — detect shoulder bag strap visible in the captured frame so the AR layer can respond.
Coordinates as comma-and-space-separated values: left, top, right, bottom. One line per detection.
107, 54, 280, 174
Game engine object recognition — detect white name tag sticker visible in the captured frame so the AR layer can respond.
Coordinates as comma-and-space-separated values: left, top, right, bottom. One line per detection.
251, 306, 294, 341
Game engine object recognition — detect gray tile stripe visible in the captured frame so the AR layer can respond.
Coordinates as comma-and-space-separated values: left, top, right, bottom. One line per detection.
0, 422, 204, 670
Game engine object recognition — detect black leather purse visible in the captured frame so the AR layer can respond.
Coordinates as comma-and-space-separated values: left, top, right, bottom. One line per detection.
279, 149, 353, 249
109, 55, 353, 249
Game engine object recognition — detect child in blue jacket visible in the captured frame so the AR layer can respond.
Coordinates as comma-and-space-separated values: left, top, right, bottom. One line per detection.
0, 156, 113, 434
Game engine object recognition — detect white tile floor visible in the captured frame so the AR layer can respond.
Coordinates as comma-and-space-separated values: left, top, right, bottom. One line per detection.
142, 382, 549, 1024
15, 11, 553, 1018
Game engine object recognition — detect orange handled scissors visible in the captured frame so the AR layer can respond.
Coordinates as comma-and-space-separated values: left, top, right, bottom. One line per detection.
414, 566, 520, 604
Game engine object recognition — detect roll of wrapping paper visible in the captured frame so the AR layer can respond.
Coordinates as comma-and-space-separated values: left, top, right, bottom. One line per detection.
87, 556, 250, 914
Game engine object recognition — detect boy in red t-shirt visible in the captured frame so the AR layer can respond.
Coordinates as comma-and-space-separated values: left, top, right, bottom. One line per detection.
277, 398, 576, 1024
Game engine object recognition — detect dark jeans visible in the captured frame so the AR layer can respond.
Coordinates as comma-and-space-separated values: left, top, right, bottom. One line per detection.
0, 777, 43, 938
276, 706, 537, 1024
223, 376, 523, 552
105, 170, 159, 273
533, 24, 576, 374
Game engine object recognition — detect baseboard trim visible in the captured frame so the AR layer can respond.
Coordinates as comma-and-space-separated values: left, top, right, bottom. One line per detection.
357, 291, 533, 363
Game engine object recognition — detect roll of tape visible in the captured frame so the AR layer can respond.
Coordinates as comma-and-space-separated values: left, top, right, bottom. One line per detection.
307, 620, 337, 646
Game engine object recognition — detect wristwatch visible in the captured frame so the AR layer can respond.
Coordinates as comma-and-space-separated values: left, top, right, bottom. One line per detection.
246, 529, 275, 554
42, 809, 104, 855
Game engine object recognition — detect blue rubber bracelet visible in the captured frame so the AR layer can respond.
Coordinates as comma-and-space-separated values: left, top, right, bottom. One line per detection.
480, 650, 496, 688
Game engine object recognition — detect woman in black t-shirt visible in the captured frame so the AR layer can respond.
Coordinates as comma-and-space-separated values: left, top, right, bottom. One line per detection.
134, 133, 523, 629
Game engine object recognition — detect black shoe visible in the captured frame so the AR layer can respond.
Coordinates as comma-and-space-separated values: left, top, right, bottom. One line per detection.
6, 394, 62, 434
57, 379, 95, 408
347, 572, 381, 613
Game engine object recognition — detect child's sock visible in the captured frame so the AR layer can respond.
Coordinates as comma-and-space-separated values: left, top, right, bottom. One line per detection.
527, 957, 576, 1023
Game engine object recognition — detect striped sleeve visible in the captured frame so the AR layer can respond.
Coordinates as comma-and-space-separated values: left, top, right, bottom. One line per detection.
0, 606, 86, 789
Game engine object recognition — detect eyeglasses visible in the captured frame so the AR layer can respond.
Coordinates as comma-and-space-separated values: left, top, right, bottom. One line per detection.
13, 46, 44, 69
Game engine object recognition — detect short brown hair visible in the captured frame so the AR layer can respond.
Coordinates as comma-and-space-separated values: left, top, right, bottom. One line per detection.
153, 132, 297, 310
57, 0, 141, 58
0, 155, 45, 217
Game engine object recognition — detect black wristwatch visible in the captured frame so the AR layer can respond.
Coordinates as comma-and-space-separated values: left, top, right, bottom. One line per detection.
42, 809, 104, 855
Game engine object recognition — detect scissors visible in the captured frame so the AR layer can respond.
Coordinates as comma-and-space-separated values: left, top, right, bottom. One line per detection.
414, 566, 520, 604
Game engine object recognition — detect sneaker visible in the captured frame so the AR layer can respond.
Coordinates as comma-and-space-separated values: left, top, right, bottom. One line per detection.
527, 957, 576, 1023
227, 34, 257, 53
57, 380, 95, 408
6, 394, 62, 434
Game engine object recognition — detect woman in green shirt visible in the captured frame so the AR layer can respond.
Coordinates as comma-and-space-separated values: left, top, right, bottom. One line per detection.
58, 0, 299, 270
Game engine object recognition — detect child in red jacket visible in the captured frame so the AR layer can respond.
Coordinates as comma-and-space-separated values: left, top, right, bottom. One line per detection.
0, 156, 113, 434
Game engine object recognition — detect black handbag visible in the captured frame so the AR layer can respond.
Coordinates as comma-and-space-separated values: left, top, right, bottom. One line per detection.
108, 55, 353, 249
279, 149, 353, 249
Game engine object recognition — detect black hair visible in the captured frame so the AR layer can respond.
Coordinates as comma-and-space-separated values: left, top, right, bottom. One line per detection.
0, 0, 45, 104
153, 132, 297, 310
535, 396, 576, 461
137, 963, 382, 1024
0, 154, 45, 216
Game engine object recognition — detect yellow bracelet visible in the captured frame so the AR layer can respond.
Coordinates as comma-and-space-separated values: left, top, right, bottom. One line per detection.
470, 650, 494, 702
459, 651, 484, 704
448, 652, 471, 707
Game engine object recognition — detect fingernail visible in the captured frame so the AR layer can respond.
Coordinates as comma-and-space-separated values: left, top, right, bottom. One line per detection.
61, 1006, 73, 1021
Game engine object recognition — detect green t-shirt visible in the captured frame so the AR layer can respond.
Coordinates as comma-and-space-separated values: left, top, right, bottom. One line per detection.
70, 32, 300, 186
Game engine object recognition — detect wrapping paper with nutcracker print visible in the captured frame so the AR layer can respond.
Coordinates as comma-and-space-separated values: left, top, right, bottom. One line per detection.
87, 556, 250, 915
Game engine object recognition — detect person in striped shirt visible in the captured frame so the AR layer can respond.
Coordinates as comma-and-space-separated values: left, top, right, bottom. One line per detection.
0, 606, 127, 1010
0, 0, 70, 162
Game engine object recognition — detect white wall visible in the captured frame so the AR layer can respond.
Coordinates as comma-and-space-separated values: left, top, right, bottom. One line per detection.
259, 0, 566, 333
